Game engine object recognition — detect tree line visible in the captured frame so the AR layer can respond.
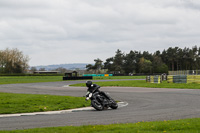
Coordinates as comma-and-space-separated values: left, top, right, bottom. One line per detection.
1, 46, 200, 74
0, 48, 29, 73
86, 46, 200, 75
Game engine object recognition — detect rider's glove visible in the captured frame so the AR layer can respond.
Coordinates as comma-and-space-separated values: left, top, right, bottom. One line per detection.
86, 97, 89, 101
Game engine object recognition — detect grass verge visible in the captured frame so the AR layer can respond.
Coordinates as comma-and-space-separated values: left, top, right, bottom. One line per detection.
0, 76, 63, 84
0, 76, 145, 85
93, 76, 146, 80
0, 92, 90, 114
70, 80, 200, 89
1, 118, 200, 132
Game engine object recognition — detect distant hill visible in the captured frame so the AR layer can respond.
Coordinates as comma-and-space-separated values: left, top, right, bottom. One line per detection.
33, 63, 89, 71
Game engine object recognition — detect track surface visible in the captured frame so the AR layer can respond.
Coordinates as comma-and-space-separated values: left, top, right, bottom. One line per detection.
0, 80, 200, 130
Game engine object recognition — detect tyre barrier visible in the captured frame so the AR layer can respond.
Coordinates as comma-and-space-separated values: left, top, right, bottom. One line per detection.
63, 76, 93, 80
167, 75, 200, 84
173, 75, 187, 83
146, 75, 161, 84
187, 75, 200, 84
83, 74, 113, 77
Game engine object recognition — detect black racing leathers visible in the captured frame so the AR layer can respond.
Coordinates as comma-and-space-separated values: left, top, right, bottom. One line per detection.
87, 84, 100, 93
87, 84, 110, 100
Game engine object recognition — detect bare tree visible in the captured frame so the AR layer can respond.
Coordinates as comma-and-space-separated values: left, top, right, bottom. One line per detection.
0, 48, 29, 73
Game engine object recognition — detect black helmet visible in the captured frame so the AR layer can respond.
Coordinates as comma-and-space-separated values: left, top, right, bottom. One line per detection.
86, 81, 92, 87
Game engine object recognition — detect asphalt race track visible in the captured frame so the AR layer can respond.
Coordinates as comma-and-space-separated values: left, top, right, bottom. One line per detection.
0, 80, 200, 130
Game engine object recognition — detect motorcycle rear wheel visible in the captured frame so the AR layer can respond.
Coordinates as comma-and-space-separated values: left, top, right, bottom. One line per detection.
91, 100, 103, 111
109, 99, 118, 109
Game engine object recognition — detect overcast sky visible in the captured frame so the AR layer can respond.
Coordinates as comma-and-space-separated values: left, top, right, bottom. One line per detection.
1, 0, 200, 66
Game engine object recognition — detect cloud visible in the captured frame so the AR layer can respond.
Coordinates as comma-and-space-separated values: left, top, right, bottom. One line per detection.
0, 0, 200, 66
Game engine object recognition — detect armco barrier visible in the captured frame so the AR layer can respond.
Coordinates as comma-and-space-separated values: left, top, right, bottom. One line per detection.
63, 76, 93, 80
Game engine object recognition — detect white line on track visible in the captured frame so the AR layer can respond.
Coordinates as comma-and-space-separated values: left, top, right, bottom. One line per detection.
63, 85, 69, 87
0, 102, 128, 118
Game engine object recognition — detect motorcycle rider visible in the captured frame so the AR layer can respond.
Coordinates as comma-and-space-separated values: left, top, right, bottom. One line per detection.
86, 80, 111, 101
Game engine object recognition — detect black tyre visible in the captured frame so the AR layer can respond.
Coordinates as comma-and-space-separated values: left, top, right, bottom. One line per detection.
91, 100, 103, 111
109, 99, 118, 109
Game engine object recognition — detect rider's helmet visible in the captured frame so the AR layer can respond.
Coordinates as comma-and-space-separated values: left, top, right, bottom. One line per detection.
86, 81, 92, 87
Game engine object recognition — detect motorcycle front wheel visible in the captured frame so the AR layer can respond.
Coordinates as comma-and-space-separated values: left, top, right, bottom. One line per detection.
91, 100, 103, 111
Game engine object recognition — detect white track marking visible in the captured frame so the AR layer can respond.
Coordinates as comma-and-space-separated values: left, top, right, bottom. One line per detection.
0, 102, 128, 118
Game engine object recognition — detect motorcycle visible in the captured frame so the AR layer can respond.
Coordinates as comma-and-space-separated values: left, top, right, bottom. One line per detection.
85, 87, 118, 111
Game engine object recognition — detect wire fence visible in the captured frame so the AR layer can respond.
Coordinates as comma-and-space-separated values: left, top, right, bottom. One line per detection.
168, 70, 200, 75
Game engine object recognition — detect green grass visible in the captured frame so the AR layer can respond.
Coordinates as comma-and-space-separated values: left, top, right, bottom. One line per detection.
1, 118, 200, 132
0, 76, 63, 84
0, 92, 90, 114
0, 76, 145, 85
93, 76, 146, 80
71, 80, 200, 89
